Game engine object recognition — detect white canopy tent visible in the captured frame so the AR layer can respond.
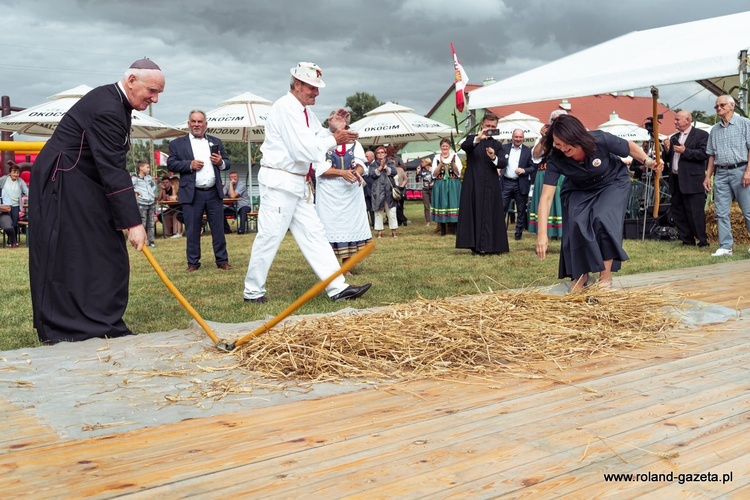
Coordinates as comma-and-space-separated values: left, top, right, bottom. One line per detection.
468, 11, 750, 110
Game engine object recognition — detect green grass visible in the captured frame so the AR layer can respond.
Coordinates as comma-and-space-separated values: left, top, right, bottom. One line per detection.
2, 202, 747, 350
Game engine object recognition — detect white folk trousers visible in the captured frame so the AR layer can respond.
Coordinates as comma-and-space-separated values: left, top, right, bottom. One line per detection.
243, 184, 348, 299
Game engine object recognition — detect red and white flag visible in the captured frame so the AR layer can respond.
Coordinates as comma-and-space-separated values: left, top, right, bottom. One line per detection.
154, 149, 169, 166
451, 43, 469, 112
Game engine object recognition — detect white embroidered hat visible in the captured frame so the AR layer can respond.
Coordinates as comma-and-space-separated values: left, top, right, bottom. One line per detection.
290, 62, 326, 88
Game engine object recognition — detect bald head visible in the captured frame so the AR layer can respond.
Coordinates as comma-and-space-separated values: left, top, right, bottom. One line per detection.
674, 110, 692, 132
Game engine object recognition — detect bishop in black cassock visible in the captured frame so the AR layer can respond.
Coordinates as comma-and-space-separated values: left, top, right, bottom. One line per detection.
29, 59, 165, 343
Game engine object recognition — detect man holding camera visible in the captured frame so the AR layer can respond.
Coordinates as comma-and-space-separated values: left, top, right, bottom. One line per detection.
456, 111, 510, 254
168, 110, 232, 271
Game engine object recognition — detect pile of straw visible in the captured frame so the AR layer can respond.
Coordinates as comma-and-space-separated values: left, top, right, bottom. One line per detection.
706, 203, 750, 245
235, 287, 683, 383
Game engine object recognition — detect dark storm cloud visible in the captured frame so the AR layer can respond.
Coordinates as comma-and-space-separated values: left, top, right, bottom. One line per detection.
0, 0, 748, 126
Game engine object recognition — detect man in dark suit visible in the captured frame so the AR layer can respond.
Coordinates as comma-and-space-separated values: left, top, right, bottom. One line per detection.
168, 110, 232, 271
501, 129, 536, 240
662, 110, 709, 247
29, 58, 164, 343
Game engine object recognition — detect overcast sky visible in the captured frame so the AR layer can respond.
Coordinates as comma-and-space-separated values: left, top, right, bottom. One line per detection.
0, 0, 748, 129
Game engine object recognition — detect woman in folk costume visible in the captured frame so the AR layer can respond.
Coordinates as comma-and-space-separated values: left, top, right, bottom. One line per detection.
430, 138, 462, 236
315, 114, 372, 268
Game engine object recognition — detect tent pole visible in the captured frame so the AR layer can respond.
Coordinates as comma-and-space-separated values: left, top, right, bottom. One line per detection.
650, 86, 661, 219
739, 50, 748, 114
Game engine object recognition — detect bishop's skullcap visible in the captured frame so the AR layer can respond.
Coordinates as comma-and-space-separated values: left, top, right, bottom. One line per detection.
129, 57, 161, 71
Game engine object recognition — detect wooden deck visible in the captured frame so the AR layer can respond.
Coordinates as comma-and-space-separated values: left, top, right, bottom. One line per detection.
2, 261, 750, 498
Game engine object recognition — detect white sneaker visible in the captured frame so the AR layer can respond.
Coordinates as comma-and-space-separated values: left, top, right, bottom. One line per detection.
171, 233, 182, 239
712, 248, 733, 257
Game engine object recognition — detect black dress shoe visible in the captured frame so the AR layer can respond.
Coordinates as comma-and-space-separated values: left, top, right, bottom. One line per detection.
698, 242, 710, 248
682, 241, 696, 246
514, 234, 522, 241
330, 283, 371, 302
244, 296, 268, 304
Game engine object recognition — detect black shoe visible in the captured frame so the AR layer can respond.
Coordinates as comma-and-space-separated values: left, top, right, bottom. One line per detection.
698, 242, 710, 248
330, 283, 371, 302
244, 296, 267, 304
682, 241, 696, 246
514, 234, 522, 241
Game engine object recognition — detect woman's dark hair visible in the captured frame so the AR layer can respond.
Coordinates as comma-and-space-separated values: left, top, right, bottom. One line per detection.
439, 138, 451, 147
542, 114, 596, 159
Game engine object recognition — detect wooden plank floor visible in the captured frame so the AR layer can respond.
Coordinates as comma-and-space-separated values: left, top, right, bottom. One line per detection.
1, 261, 750, 498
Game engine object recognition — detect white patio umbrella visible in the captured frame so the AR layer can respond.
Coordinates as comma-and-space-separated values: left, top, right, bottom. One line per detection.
349, 102, 455, 147
597, 112, 652, 141
176, 92, 273, 201
201, 91, 272, 142
0, 85, 182, 140
494, 111, 543, 144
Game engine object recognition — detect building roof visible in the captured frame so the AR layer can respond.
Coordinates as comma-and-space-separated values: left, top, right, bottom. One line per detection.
483, 93, 677, 136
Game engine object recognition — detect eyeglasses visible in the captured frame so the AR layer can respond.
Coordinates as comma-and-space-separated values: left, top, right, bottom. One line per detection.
714, 103, 730, 110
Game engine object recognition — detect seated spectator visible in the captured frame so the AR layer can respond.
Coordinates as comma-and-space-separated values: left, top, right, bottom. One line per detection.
157, 175, 182, 237
0, 161, 30, 248
223, 171, 253, 234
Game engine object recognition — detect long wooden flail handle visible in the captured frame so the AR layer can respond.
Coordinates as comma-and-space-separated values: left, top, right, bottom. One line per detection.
226, 242, 375, 351
141, 246, 219, 345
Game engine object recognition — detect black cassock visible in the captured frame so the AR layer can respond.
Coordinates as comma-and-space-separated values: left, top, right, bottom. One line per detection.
29, 83, 142, 343
455, 135, 510, 254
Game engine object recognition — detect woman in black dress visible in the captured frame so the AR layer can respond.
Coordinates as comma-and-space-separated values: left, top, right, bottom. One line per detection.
535, 115, 662, 291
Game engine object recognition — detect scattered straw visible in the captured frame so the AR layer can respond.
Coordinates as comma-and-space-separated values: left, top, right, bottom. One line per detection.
234, 286, 684, 383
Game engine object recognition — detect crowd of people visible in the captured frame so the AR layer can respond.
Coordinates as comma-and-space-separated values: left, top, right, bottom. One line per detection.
18, 53, 750, 343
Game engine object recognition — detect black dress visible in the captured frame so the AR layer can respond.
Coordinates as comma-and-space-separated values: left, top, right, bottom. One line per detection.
455, 135, 509, 254
29, 83, 142, 343
544, 131, 631, 279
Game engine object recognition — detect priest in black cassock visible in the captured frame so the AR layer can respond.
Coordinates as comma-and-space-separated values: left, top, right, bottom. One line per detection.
455, 112, 510, 255
29, 58, 165, 344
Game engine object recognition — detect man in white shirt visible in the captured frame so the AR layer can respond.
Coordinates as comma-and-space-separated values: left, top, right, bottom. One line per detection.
243, 62, 371, 303
168, 110, 232, 271
501, 129, 535, 240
